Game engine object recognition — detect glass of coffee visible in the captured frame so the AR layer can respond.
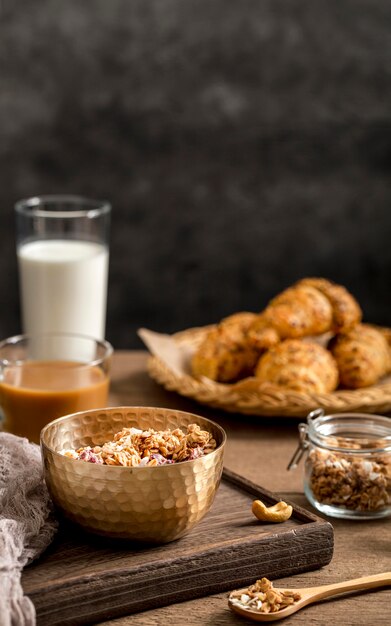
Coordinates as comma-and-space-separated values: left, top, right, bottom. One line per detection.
0, 333, 112, 443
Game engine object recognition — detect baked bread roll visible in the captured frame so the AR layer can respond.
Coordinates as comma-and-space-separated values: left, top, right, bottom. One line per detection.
246, 313, 281, 351
297, 277, 362, 333
259, 277, 362, 340
329, 324, 391, 388
220, 311, 258, 333
191, 314, 259, 382
255, 339, 339, 394
260, 284, 333, 339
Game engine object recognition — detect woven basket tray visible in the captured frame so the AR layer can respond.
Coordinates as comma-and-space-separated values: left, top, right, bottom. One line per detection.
147, 325, 391, 417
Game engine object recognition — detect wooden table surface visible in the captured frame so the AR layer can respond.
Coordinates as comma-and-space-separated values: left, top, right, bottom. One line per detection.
76, 352, 391, 624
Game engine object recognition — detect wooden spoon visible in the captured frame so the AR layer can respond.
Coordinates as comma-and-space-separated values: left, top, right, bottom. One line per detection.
228, 572, 391, 622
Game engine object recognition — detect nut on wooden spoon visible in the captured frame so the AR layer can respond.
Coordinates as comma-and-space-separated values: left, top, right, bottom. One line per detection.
228, 572, 391, 622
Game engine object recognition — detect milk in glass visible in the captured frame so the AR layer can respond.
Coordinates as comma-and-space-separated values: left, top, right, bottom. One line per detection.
18, 240, 109, 340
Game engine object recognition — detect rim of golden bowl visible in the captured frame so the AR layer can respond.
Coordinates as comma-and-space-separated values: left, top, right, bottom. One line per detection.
40, 406, 227, 470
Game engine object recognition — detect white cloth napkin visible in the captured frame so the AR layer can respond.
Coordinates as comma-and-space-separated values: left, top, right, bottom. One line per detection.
0, 433, 58, 626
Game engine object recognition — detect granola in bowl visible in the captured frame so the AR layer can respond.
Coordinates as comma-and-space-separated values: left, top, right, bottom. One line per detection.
61, 423, 217, 467
42, 407, 226, 541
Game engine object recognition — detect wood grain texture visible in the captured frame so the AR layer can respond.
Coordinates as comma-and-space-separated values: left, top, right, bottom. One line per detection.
96, 501, 391, 626
23, 469, 333, 625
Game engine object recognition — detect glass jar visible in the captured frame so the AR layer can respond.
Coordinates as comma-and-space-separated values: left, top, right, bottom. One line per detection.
288, 409, 391, 520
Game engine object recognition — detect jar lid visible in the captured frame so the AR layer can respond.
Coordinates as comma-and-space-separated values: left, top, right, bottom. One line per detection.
307, 408, 391, 454
288, 408, 391, 470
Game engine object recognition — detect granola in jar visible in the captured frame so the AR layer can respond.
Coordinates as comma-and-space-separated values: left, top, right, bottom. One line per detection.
288, 409, 391, 519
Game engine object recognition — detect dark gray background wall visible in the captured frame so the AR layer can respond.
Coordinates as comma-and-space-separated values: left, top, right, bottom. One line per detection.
1, 0, 391, 349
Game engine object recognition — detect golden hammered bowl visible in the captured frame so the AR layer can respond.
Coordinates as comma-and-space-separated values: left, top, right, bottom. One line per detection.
41, 406, 226, 543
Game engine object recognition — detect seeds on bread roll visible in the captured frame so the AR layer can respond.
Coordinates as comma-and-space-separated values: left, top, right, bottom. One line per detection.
255, 339, 339, 394
329, 324, 391, 388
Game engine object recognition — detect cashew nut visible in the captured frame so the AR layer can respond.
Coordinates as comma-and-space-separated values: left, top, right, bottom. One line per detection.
252, 499, 293, 522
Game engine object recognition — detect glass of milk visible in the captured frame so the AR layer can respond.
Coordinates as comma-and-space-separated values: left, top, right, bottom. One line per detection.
15, 196, 111, 341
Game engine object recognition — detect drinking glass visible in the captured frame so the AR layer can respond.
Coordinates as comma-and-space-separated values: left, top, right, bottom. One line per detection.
15, 195, 111, 340
0, 332, 113, 443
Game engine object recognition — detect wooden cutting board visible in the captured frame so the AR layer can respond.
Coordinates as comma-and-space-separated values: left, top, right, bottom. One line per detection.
22, 468, 334, 625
